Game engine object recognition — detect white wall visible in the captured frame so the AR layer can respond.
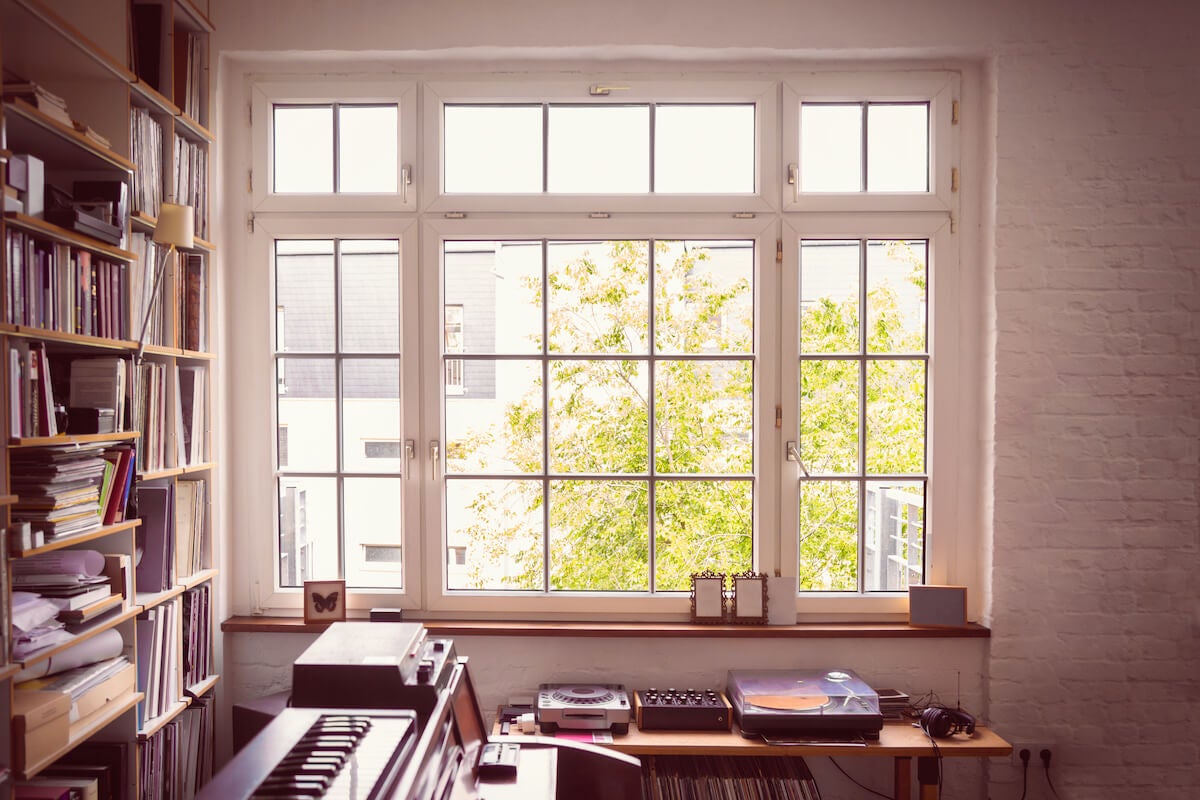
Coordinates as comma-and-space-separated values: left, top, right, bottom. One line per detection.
209, 2, 1200, 798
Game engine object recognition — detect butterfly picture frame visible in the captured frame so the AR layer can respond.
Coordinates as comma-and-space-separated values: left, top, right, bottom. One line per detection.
303, 579, 347, 624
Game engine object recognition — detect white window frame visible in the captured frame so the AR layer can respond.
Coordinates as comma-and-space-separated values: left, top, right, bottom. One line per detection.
247, 214, 423, 614
782, 72, 959, 213
421, 79, 778, 215
781, 213, 960, 619
420, 214, 778, 617
234, 67, 978, 621
251, 78, 418, 214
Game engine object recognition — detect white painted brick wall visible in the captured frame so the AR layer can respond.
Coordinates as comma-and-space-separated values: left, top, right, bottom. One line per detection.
212, 1, 1200, 797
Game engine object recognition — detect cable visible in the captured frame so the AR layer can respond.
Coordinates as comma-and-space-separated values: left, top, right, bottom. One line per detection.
828, 758, 894, 800
1018, 748, 1031, 800
1041, 749, 1063, 800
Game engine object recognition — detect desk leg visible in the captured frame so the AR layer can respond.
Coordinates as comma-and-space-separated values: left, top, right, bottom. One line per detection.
917, 756, 940, 800
893, 756, 912, 800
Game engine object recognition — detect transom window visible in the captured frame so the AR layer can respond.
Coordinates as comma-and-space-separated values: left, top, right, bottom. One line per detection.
443, 103, 755, 194
273, 103, 398, 193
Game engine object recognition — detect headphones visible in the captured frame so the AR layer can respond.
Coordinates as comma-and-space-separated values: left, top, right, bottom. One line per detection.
919, 706, 976, 738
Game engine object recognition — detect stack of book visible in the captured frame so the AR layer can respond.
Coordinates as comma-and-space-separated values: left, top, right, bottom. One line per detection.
12, 549, 123, 628
3, 80, 72, 127
10, 443, 109, 541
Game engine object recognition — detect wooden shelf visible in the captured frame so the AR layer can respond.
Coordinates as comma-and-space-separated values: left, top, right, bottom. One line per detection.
222, 616, 992, 638
11, 519, 139, 558
138, 698, 189, 739
135, 585, 186, 611
4, 100, 135, 174
0, 323, 136, 352
186, 674, 220, 699
9, 430, 139, 448
180, 568, 218, 590
173, 112, 214, 144
4, 212, 136, 261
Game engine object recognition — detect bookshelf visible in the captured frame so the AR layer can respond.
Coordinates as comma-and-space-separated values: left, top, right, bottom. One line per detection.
0, 1, 218, 798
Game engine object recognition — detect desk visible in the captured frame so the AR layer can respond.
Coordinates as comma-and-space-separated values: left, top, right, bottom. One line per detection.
495, 719, 1011, 800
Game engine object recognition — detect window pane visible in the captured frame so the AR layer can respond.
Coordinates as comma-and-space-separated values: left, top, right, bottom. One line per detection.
864, 482, 924, 590
277, 358, 337, 471
548, 240, 648, 354
801, 240, 860, 353
278, 477, 336, 585
867, 104, 928, 192
800, 104, 861, 192
549, 360, 648, 474
445, 241, 542, 354
550, 480, 648, 591
345, 477, 402, 588
341, 239, 399, 352
548, 105, 649, 193
866, 240, 926, 354
655, 360, 752, 474
800, 360, 859, 474
444, 105, 542, 193
655, 105, 755, 193
654, 480, 752, 591
342, 359, 400, 472
276, 240, 335, 352
655, 240, 753, 355
338, 105, 398, 193
799, 480, 857, 591
446, 360, 542, 474
446, 478, 544, 590
866, 360, 925, 474
274, 106, 333, 193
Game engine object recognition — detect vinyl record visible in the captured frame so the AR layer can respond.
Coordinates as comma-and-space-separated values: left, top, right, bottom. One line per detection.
745, 693, 830, 711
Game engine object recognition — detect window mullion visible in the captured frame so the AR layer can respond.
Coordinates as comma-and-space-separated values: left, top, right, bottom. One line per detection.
857, 238, 868, 595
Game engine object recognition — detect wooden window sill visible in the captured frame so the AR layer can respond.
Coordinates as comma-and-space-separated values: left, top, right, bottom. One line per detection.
221, 616, 989, 638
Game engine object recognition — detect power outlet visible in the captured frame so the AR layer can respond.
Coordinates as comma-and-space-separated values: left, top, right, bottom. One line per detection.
1012, 742, 1053, 767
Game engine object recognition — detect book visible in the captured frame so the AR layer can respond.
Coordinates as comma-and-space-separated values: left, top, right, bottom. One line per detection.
133, 482, 173, 593
57, 593, 123, 625
40, 585, 114, 611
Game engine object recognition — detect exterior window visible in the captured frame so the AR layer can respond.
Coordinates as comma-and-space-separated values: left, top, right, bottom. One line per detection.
443, 239, 755, 592
800, 102, 929, 193
444, 304, 465, 395
245, 71, 967, 616
443, 103, 755, 194
273, 238, 404, 589
797, 239, 928, 592
273, 103, 398, 193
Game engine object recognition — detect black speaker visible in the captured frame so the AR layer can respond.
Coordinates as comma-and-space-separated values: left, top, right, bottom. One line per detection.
919, 706, 976, 738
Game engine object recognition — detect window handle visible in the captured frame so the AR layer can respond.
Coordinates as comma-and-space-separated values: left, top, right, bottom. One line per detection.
786, 440, 810, 477
401, 164, 412, 203
404, 439, 416, 480
430, 440, 441, 480
787, 163, 799, 202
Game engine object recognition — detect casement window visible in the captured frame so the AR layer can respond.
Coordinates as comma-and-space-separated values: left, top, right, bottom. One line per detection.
239, 70, 970, 618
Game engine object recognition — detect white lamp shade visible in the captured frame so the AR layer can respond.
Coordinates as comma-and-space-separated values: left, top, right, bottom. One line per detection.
153, 202, 195, 249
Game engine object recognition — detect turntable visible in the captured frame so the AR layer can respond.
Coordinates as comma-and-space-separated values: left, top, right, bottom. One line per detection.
537, 684, 632, 734
727, 669, 883, 740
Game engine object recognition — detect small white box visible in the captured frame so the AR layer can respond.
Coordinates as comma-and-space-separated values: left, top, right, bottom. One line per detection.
12, 153, 44, 217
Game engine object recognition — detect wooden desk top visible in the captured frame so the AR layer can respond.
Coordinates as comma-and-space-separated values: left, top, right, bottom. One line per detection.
497, 720, 1011, 759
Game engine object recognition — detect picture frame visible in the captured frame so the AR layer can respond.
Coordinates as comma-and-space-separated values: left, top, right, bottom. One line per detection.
730, 571, 768, 624
690, 570, 727, 624
303, 579, 347, 624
